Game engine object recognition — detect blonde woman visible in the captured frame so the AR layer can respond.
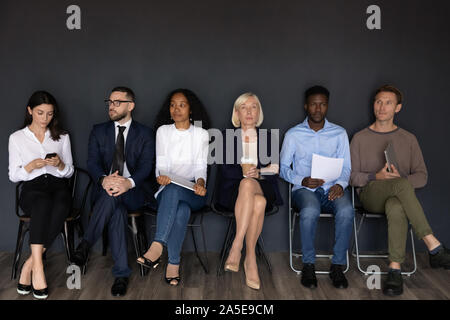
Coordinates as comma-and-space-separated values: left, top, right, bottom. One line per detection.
216, 92, 283, 290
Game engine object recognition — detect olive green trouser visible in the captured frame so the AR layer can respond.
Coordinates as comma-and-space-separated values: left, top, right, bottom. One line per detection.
359, 177, 433, 264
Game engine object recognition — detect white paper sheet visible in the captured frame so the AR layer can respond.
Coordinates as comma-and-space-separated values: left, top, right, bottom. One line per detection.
310, 153, 344, 182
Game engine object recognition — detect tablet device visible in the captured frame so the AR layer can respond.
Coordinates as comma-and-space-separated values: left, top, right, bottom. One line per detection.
384, 142, 399, 173
159, 170, 195, 191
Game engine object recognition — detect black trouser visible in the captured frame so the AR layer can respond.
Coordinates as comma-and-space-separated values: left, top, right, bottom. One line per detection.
19, 174, 72, 248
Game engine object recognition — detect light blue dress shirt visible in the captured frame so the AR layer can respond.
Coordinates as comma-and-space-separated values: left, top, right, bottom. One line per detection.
280, 118, 351, 193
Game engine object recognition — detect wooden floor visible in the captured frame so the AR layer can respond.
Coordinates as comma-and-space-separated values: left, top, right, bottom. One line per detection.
0, 251, 448, 300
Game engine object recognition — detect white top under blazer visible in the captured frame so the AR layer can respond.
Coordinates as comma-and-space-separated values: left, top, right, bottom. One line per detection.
155, 123, 209, 198
8, 127, 74, 183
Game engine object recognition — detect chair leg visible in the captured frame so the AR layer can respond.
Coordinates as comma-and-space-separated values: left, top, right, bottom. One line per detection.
12, 220, 26, 280
102, 227, 108, 256
129, 216, 145, 277
256, 236, 272, 273
217, 219, 234, 276
61, 225, 70, 263
137, 215, 148, 276
190, 214, 209, 274
63, 220, 75, 264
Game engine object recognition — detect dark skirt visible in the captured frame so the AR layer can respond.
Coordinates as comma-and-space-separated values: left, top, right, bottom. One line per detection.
222, 178, 276, 212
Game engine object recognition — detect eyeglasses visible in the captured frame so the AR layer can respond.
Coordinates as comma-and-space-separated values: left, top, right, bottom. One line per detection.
104, 99, 133, 107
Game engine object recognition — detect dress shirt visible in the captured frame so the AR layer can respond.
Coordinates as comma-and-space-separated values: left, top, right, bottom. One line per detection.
155, 123, 209, 198
280, 118, 351, 192
111, 118, 135, 188
8, 127, 74, 182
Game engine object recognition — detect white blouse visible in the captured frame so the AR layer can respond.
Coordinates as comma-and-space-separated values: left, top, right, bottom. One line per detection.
8, 127, 74, 183
155, 124, 209, 197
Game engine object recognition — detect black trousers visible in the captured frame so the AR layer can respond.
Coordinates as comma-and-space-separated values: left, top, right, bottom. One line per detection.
19, 174, 72, 247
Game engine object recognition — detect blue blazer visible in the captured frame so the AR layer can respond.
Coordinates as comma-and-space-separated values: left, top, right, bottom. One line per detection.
87, 120, 156, 204
216, 128, 283, 209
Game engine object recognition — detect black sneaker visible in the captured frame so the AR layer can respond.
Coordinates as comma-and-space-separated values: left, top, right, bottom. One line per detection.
383, 270, 403, 296
301, 263, 317, 289
429, 245, 450, 269
329, 264, 348, 289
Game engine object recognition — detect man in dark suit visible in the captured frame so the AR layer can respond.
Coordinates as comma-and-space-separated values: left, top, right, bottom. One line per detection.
72, 86, 155, 297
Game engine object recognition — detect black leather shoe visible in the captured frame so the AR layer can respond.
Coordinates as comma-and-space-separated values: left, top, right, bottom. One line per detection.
301, 263, 317, 289
329, 264, 348, 289
32, 286, 49, 300
383, 270, 403, 296
429, 245, 450, 269
72, 240, 90, 266
111, 277, 129, 297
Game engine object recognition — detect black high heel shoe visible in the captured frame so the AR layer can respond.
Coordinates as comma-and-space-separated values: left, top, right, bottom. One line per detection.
17, 261, 32, 295
32, 286, 48, 300
136, 256, 161, 270
165, 265, 181, 286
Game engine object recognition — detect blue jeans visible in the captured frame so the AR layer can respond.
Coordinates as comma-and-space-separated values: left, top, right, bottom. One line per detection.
292, 187, 354, 265
154, 184, 207, 265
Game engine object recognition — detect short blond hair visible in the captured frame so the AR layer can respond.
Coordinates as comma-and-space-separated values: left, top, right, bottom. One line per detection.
231, 92, 264, 128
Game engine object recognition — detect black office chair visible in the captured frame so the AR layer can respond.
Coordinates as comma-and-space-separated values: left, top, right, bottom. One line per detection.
101, 166, 212, 276
212, 172, 278, 277
100, 206, 150, 277
11, 167, 93, 280
139, 166, 213, 274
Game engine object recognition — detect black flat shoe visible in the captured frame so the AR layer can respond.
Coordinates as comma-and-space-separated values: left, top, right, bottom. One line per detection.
17, 283, 32, 295
301, 263, 318, 289
329, 264, 348, 289
429, 245, 450, 269
383, 270, 403, 296
111, 277, 128, 297
32, 286, 49, 300
136, 256, 161, 270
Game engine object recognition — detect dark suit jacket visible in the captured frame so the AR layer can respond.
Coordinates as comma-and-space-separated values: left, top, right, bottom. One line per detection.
87, 120, 156, 206
216, 128, 283, 209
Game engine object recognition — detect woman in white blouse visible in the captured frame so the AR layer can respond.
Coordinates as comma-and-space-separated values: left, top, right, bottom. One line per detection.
8, 91, 74, 299
137, 89, 210, 286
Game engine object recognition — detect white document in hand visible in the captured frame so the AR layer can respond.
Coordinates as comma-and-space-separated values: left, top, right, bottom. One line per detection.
159, 170, 195, 191
311, 153, 344, 182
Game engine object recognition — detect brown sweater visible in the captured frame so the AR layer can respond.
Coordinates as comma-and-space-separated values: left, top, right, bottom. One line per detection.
350, 127, 427, 189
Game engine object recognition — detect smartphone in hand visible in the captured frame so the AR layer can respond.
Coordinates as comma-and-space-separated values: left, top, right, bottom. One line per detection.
45, 153, 57, 159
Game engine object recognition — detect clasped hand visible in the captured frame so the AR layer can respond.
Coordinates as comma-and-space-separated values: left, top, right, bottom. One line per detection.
102, 171, 132, 197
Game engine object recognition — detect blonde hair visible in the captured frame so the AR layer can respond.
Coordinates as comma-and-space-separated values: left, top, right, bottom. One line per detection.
231, 92, 264, 128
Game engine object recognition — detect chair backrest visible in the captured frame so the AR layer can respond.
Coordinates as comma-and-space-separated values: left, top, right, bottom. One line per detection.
70, 167, 93, 219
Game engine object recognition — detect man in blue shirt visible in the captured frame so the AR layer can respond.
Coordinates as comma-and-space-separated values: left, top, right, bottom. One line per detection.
280, 85, 354, 289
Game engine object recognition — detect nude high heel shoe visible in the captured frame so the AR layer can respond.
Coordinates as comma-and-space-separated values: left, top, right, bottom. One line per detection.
224, 251, 241, 273
244, 260, 260, 290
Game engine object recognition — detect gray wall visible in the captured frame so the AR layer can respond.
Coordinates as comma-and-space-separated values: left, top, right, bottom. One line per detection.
1, 0, 449, 253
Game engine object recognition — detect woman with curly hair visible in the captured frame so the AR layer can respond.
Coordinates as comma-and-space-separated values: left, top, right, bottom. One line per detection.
137, 88, 210, 286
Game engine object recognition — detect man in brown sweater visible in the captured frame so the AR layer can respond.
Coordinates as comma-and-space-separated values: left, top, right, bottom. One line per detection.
350, 85, 450, 296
